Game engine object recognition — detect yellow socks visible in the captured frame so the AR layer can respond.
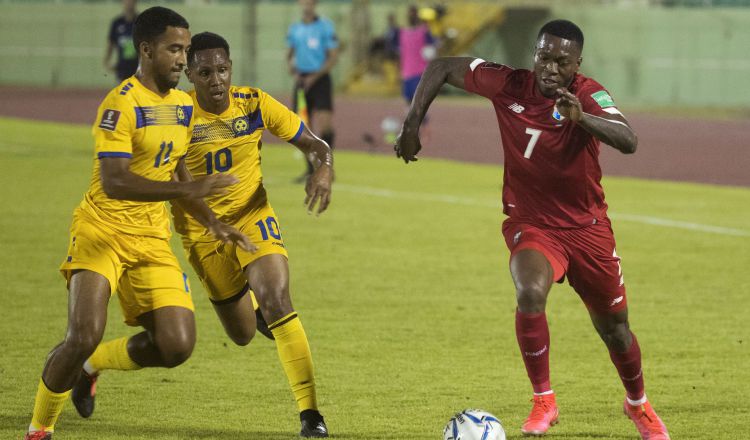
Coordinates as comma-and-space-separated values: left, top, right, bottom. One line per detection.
86, 336, 142, 374
269, 312, 318, 411
29, 379, 70, 433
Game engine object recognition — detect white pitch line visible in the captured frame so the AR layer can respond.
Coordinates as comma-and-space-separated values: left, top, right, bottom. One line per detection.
335, 183, 750, 237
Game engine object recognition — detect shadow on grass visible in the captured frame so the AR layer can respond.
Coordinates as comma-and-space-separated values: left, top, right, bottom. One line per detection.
1, 413, 381, 440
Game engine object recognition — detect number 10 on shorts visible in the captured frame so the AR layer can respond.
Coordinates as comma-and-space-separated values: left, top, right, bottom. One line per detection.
255, 216, 282, 240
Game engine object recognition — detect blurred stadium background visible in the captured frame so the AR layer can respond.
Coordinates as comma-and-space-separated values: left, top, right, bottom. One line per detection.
1, 1, 748, 439
2, 0, 750, 106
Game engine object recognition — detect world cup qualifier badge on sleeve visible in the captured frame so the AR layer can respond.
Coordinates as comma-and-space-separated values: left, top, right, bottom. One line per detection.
99, 109, 121, 131
590, 90, 615, 108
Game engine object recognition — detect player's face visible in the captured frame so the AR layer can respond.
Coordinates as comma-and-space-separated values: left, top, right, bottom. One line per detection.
533, 33, 582, 98
145, 26, 191, 91
186, 48, 232, 108
299, 0, 316, 15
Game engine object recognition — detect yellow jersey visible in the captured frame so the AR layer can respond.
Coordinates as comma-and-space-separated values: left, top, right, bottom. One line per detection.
78, 76, 194, 239
172, 85, 303, 241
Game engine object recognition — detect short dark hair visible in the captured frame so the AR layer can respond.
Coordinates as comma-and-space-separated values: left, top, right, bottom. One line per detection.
537, 19, 584, 49
188, 32, 231, 66
132, 6, 189, 53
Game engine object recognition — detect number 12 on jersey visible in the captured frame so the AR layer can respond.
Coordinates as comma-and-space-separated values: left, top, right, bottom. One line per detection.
524, 128, 542, 159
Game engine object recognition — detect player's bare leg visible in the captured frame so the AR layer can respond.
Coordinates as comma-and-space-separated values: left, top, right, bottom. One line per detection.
71, 306, 196, 419
510, 249, 559, 436
130, 306, 196, 367
590, 309, 670, 439
245, 254, 328, 438
212, 288, 257, 346
26, 270, 110, 438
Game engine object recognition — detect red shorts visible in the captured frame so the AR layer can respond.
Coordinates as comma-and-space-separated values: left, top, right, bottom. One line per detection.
502, 217, 627, 314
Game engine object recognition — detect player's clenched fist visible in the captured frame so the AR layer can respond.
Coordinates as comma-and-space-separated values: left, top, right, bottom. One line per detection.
394, 125, 421, 163
555, 88, 583, 122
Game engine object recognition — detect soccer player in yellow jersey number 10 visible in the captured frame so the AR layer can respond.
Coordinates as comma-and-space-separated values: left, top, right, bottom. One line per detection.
24, 8, 253, 440
173, 32, 334, 437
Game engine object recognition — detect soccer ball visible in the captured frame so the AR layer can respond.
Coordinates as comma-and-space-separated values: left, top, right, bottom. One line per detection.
443, 409, 506, 440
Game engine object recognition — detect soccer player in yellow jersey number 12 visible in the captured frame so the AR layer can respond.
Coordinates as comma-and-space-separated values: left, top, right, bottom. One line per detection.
24, 8, 253, 440
173, 32, 334, 437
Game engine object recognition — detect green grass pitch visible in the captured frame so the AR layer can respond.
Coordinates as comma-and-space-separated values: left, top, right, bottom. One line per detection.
0, 117, 748, 439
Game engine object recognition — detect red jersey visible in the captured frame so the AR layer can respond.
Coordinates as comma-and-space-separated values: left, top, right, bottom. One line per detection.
464, 60, 622, 228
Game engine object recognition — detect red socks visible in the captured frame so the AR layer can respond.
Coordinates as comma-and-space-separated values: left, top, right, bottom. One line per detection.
609, 331, 645, 401
515, 310, 551, 393
516, 311, 645, 400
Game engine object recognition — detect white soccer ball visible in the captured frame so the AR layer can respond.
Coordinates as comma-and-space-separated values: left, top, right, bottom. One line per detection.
443, 409, 506, 440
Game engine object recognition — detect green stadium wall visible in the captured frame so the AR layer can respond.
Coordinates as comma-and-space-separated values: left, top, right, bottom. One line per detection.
1, 2, 749, 107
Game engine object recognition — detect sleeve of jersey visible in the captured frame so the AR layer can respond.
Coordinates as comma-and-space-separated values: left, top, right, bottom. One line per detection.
580, 83, 623, 118
92, 93, 135, 159
463, 60, 510, 99
259, 91, 304, 142
325, 21, 339, 50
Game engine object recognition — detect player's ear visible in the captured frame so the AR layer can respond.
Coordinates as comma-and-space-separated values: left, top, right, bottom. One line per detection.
140, 41, 152, 60
577, 56, 583, 69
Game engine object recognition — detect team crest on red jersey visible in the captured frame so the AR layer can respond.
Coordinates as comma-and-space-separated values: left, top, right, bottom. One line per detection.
552, 105, 565, 121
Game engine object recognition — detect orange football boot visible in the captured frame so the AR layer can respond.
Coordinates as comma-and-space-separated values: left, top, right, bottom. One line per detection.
624, 399, 670, 440
521, 392, 559, 436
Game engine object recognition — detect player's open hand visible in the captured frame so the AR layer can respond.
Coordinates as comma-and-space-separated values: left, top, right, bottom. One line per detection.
190, 174, 239, 198
394, 126, 421, 163
209, 222, 257, 253
304, 164, 333, 216
555, 88, 583, 122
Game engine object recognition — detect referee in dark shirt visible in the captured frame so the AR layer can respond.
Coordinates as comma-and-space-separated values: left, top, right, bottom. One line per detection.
104, 0, 138, 82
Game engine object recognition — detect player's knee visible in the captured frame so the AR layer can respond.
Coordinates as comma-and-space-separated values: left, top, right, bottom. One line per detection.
227, 325, 256, 346
63, 332, 103, 359
598, 323, 631, 352
158, 334, 195, 368
515, 283, 548, 313
255, 284, 290, 318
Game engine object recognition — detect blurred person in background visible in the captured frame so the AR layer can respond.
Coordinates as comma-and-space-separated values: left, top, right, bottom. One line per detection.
395, 5, 437, 140
286, 0, 339, 183
104, 0, 139, 82
396, 5, 437, 105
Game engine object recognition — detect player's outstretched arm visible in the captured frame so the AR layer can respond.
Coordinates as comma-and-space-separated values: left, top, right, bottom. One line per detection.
290, 126, 333, 215
99, 156, 239, 202
395, 57, 475, 163
172, 158, 256, 253
555, 88, 638, 154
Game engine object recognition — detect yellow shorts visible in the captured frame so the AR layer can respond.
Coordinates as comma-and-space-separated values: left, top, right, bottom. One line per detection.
183, 202, 288, 303
59, 210, 195, 326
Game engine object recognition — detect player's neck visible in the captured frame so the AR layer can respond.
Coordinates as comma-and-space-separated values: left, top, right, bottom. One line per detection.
302, 13, 317, 23
135, 71, 171, 98
198, 95, 229, 115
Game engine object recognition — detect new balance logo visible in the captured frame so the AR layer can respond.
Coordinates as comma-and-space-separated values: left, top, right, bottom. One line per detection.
508, 103, 525, 113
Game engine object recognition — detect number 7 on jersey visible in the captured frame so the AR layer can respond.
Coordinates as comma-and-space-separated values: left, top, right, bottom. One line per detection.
524, 127, 542, 159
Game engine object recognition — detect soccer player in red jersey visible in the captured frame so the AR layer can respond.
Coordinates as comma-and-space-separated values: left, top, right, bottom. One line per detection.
395, 20, 670, 439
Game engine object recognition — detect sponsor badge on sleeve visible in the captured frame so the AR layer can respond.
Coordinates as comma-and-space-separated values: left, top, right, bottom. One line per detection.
98, 109, 121, 131
591, 90, 615, 108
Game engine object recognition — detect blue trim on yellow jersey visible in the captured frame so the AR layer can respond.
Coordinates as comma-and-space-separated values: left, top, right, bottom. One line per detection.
290, 121, 305, 142
119, 82, 134, 95
134, 105, 193, 128
232, 92, 259, 99
97, 151, 133, 159
190, 108, 265, 143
